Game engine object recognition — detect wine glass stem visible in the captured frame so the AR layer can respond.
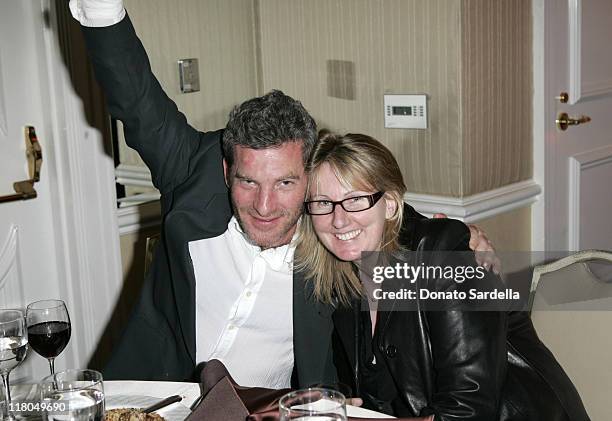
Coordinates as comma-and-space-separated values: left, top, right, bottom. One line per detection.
48, 357, 56, 375
1, 372, 11, 419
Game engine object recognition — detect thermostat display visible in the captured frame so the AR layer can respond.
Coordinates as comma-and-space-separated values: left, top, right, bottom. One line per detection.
384, 94, 428, 129
392, 106, 412, 116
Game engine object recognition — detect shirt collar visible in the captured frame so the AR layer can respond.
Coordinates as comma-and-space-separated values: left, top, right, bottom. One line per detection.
228, 216, 297, 271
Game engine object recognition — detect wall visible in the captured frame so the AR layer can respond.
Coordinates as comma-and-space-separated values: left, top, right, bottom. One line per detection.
120, 0, 259, 168
476, 207, 531, 251
258, 0, 464, 196
257, 0, 532, 198
461, 0, 532, 195
459, 0, 532, 251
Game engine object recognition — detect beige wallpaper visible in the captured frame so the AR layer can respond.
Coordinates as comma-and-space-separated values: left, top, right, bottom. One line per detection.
119, 0, 259, 168
258, 0, 463, 196
461, 0, 532, 195
117, 0, 532, 198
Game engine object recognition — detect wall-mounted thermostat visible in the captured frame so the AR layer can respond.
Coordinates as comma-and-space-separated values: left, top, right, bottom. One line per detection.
383, 94, 427, 129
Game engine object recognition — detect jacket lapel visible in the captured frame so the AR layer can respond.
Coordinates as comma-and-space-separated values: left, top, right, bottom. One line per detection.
331, 302, 358, 374
292, 269, 336, 387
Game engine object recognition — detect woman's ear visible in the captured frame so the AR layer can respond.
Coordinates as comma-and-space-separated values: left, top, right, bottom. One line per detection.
384, 194, 398, 219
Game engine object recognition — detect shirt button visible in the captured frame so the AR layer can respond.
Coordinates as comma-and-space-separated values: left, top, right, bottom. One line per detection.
385, 345, 398, 358
228, 324, 236, 330
245, 291, 252, 298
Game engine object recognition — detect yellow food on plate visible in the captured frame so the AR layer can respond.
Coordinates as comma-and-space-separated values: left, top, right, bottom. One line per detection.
104, 408, 165, 421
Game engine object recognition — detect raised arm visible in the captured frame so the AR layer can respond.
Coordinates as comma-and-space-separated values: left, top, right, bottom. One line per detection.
70, 0, 201, 194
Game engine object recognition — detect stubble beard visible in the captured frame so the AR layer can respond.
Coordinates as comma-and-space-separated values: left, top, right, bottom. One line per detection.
232, 203, 302, 249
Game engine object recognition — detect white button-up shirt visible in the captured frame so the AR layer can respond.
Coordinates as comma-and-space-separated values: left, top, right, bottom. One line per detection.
189, 217, 295, 389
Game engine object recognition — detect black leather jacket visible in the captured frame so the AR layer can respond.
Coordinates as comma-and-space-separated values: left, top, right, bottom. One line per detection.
332, 205, 590, 420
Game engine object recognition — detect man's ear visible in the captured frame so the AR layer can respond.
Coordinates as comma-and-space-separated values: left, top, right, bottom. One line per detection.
384, 194, 398, 219
223, 159, 230, 187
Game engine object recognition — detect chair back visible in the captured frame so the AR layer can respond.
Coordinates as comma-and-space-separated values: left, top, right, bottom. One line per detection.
530, 250, 612, 421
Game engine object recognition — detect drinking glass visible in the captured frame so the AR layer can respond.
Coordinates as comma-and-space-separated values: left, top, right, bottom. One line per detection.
0, 309, 28, 420
26, 300, 71, 375
279, 388, 347, 421
40, 369, 104, 421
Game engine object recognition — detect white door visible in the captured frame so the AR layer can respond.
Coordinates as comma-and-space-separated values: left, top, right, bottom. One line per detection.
544, 0, 612, 251
535, 3, 612, 419
0, 0, 66, 382
0, 0, 122, 381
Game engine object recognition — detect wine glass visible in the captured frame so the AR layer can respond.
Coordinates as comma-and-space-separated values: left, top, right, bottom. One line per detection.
0, 309, 28, 420
279, 388, 347, 421
25, 300, 71, 376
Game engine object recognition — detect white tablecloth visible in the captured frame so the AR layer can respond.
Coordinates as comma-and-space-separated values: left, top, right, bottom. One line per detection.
12, 380, 394, 419
103, 381, 200, 408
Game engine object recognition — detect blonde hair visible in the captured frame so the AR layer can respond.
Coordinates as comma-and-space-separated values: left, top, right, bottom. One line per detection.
294, 131, 407, 306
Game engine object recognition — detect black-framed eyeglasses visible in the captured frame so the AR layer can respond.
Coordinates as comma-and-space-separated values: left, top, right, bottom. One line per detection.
305, 191, 385, 215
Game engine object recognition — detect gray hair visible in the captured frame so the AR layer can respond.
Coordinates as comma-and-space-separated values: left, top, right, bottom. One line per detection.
222, 90, 317, 168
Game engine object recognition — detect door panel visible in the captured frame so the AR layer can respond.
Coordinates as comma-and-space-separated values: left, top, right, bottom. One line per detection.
576, 0, 612, 100
0, 0, 66, 381
546, 0, 612, 251
542, 2, 612, 418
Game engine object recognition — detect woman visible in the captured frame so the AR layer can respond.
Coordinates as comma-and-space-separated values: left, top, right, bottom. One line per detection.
294, 132, 589, 421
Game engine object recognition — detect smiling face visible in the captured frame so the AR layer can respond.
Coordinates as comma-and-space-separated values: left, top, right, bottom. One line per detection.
309, 163, 397, 263
224, 142, 307, 249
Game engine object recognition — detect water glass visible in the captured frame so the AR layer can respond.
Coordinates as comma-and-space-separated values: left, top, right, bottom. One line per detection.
279, 388, 347, 421
40, 369, 104, 421
0, 309, 28, 421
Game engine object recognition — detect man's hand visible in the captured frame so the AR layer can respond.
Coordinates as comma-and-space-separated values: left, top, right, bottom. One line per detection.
433, 213, 501, 274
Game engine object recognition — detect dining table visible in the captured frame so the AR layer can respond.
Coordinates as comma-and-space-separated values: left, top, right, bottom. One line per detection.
9, 380, 395, 420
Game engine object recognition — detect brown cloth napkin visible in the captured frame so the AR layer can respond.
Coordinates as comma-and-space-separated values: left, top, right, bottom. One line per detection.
187, 359, 419, 420
186, 359, 289, 421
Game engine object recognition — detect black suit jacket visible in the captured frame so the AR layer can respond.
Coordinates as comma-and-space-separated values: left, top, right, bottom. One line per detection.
333, 217, 590, 420
81, 14, 335, 387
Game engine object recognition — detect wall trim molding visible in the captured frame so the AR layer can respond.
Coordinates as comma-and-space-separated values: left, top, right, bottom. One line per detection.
117, 201, 162, 236
531, 0, 546, 251
0, 54, 7, 136
404, 180, 541, 223
568, 0, 581, 103
568, 145, 612, 250
0, 225, 18, 291
115, 163, 154, 188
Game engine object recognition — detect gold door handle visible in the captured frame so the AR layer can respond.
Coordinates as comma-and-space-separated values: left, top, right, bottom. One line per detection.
556, 112, 592, 131
0, 126, 43, 204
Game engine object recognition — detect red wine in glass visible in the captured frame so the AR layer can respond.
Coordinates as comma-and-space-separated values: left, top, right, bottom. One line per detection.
26, 300, 71, 375
27, 321, 71, 358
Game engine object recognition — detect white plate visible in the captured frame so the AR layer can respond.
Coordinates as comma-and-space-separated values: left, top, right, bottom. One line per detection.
105, 394, 191, 421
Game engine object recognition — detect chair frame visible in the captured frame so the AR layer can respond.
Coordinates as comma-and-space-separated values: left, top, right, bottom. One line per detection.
528, 249, 612, 312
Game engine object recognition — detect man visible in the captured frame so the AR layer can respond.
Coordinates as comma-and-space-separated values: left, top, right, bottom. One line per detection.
70, 0, 494, 388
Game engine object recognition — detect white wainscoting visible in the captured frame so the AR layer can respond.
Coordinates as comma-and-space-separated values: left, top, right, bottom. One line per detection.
404, 180, 541, 223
